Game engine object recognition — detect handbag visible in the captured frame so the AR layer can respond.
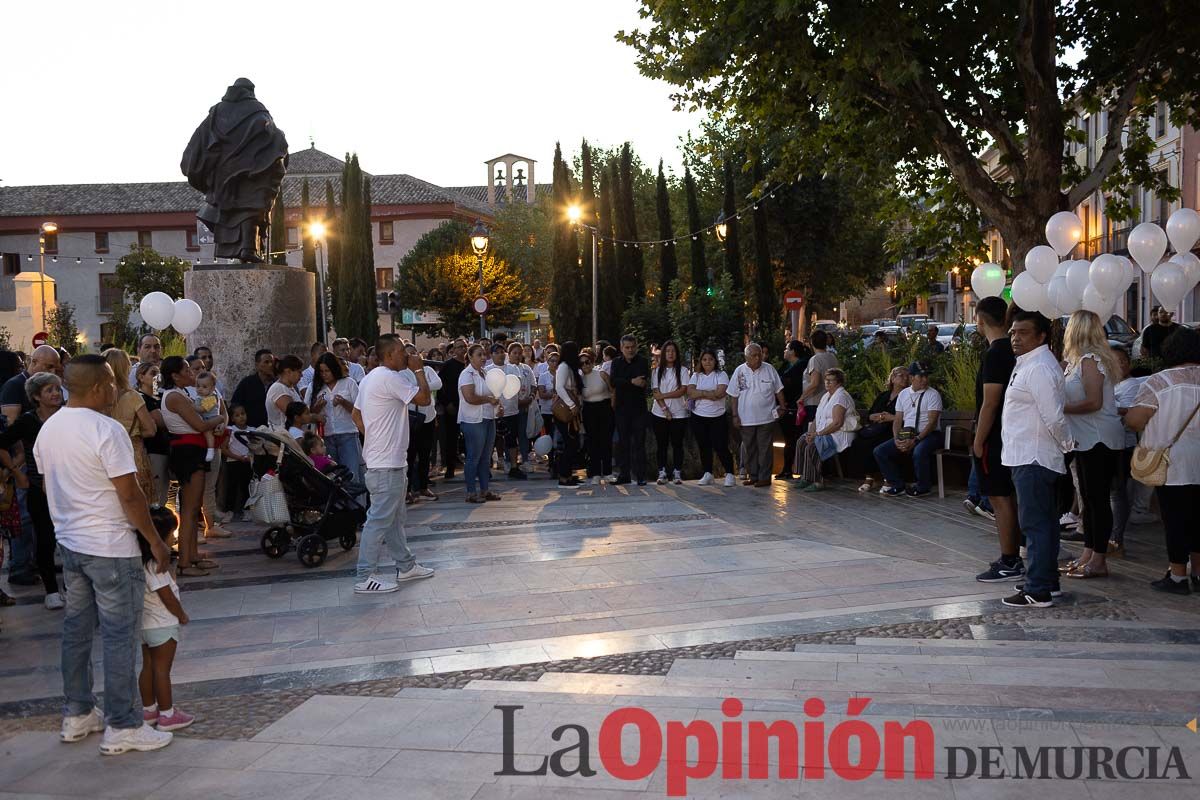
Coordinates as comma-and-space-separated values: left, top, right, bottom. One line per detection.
551, 372, 581, 428
842, 407, 861, 433
247, 473, 291, 526
1131, 399, 1200, 486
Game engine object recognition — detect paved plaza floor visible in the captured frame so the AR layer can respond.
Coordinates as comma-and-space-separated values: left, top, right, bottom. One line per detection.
2, 473, 1199, 798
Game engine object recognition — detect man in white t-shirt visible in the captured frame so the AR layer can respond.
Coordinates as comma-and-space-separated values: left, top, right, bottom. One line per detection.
351, 336, 434, 594
334, 337, 367, 383
728, 343, 785, 486
34, 355, 173, 755
874, 360, 944, 497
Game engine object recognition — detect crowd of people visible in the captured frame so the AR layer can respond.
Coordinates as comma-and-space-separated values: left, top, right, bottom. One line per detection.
0, 300, 1198, 754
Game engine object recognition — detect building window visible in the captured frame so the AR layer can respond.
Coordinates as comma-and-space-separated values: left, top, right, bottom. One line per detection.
286, 226, 299, 248
1156, 101, 1167, 138
1159, 196, 1169, 225
2, 253, 20, 276
185, 228, 199, 251
375, 267, 393, 290
138, 231, 152, 249
98, 273, 122, 314
95, 232, 109, 253
379, 220, 394, 244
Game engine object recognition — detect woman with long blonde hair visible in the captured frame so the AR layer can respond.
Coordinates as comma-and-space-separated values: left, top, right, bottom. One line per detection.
1060, 311, 1125, 579
104, 348, 158, 501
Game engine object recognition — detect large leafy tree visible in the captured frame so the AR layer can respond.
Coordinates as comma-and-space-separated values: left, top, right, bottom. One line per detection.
406, 252, 527, 337
491, 201, 552, 307
621, 0, 1200, 269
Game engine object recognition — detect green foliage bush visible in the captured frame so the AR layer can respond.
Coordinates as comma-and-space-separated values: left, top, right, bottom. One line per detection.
836, 332, 980, 411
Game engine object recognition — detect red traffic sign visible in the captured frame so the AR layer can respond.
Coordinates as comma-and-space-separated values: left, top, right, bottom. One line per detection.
783, 291, 804, 308
472, 296, 489, 315
32, 331, 49, 347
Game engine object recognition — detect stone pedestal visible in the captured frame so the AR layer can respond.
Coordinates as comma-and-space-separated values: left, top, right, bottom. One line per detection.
184, 266, 315, 387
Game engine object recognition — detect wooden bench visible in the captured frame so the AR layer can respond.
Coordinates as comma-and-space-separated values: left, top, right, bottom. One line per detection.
936, 414, 976, 499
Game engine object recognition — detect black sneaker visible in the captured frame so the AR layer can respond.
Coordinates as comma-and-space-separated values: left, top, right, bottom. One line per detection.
1002, 590, 1054, 608
508, 468, 528, 480
636, 480, 647, 486
1059, 530, 1085, 543
613, 477, 632, 486
905, 486, 931, 498
1191, 574, 1200, 591
976, 559, 1025, 583
1014, 581, 1062, 598
1150, 573, 1191, 595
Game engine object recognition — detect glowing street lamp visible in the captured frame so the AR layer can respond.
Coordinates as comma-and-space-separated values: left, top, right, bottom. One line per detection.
39, 221, 58, 328
714, 211, 728, 243
470, 221, 490, 338
565, 205, 598, 344
309, 220, 329, 343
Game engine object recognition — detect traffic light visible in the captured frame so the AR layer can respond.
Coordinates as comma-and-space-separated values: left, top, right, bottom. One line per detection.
387, 291, 401, 314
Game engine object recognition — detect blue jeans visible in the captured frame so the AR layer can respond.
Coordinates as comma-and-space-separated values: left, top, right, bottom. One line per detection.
874, 436, 939, 491
357, 467, 414, 579
9, 486, 37, 578
967, 462, 994, 512
59, 547, 145, 729
325, 432, 363, 485
1012, 464, 1061, 595
461, 419, 495, 495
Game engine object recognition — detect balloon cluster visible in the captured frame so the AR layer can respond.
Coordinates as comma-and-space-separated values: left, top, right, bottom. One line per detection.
483, 369, 522, 400
138, 292, 204, 335
1011, 209, 1200, 320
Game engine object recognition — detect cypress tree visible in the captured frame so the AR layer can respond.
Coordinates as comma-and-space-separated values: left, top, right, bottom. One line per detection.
322, 179, 338, 341
610, 160, 631, 294
300, 178, 316, 271
597, 166, 622, 341
619, 143, 644, 295
654, 160, 677, 302
684, 165, 706, 290
752, 158, 778, 343
358, 173, 379, 340
579, 140, 596, 328
269, 189, 287, 265
722, 158, 745, 340
334, 154, 363, 339
549, 143, 582, 343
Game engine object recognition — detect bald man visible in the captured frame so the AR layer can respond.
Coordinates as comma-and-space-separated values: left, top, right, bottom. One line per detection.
36, 354, 173, 754
129, 335, 163, 388
2, 345, 61, 424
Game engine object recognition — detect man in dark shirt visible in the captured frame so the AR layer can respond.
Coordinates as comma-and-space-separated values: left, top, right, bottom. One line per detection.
231, 349, 275, 429
2, 345, 61, 424
438, 339, 467, 479
1140, 305, 1179, 359
972, 296, 1022, 584
609, 334, 651, 485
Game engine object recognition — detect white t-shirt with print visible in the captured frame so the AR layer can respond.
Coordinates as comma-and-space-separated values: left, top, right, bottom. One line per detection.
897, 386, 943, 431
143, 566, 181, 630
727, 362, 784, 426
651, 366, 692, 419
353, 368, 419, 470
34, 407, 140, 558
688, 370, 729, 418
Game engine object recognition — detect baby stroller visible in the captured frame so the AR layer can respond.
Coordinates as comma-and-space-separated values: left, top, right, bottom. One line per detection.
237, 429, 367, 568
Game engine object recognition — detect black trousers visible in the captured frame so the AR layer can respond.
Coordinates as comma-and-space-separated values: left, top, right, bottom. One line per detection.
1156, 484, 1200, 565
441, 411, 460, 477
407, 417, 435, 492
25, 483, 58, 595
614, 407, 648, 481
652, 416, 687, 474
582, 401, 614, 477
555, 419, 581, 480
778, 414, 802, 476
1074, 445, 1117, 553
691, 414, 733, 475
222, 460, 252, 516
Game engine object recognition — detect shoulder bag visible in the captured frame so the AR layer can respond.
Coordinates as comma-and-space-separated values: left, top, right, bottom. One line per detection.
551, 371, 581, 429
1131, 398, 1200, 486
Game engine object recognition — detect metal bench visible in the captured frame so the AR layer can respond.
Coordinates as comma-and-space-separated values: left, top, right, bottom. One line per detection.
936, 417, 976, 499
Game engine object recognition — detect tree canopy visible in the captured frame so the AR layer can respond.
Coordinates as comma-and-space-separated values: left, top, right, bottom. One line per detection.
405, 251, 527, 337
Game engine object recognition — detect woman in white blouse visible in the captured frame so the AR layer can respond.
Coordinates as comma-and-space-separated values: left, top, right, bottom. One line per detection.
651, 341, 691, 484
1061, 311, 1126, 580
1124, 326, 1200, 594
457, 344, 501, 503
797, 369, 855, 491
307, 352, 361, 484
687, 348, 735, 486
579, 350, 614, 483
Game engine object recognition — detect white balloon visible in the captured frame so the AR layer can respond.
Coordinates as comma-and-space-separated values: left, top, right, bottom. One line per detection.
502, 373, 521, 400
1045, 211, 1084, 257
1117, 255, 1137, 291
1047, 275, 1072, 314
1128, 222, 1168, 274
533, 434, 553, 456
1166, 207, 1200, 254
1088, 254, 1125, 298
139, 292, 175, 330
1024, 245, 1059, 284
1169, 251, 1200, 291
170, 299, 203, 335
1065, 259, 1091, 302
1081, 283, 1112, 317
1039, 293, 1063, 320
1053, 260, 1072, 280
1010, 272, 1046, 311
485, 369, 506, 397
970, 263, 1006, 299
1151, 261, 1188, 310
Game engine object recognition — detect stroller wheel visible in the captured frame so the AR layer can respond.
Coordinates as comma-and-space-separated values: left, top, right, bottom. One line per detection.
339, 531, 357, 551
297, 533, 328, 568
262, 527, 289, 559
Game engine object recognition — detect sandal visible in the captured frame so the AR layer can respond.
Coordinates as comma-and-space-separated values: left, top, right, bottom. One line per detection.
465, 494, 484, 504
194, 559, 219, 570
857, 480, 874, 493
176, 565, 210, 577
1058, 559, 1084, 574
420, 489, 438, 501
1067, 564, 1109, 579
484, 492, 502, 501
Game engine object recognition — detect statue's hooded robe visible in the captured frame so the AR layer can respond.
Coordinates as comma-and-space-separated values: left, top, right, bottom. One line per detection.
181, 78, 288, 261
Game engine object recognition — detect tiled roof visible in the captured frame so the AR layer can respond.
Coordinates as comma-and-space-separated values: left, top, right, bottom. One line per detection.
0, 182, 203, 217
285, 146, 348, 176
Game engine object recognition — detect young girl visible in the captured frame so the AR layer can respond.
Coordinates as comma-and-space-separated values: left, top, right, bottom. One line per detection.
284, 401, 312, 441
139, 506, 193, 731
301, 431, 335, 472
192, 371, 225, 462
222, 404, 253, 522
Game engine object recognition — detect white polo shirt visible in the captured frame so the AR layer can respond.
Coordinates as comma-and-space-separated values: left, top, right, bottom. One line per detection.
458, 365, 495, 424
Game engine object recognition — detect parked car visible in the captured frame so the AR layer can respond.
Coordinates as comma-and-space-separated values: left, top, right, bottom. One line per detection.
813, 319, 840, 335
1130, 319, 1197, 359
929, 323, 961, 348
872, 318, 897, 327
897, 314, 930, 331
859, 324, 880, 337
1059, 314, 1137, 351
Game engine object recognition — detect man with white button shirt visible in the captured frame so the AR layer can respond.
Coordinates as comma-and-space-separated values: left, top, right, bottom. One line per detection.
1001, 311, 1075, 608
728, 343, 786, 487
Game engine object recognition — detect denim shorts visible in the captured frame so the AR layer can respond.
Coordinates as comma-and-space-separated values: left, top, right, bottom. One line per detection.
142, 625, 180, 648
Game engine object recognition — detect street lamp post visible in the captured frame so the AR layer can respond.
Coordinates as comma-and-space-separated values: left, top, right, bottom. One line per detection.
309, 221, 328, 344
470, 221, 490, 340
566, 204, 598, 345
38, 221, 57, 329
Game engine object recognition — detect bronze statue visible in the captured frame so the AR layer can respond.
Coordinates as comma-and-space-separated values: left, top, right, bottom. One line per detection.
181, 78, 288, 263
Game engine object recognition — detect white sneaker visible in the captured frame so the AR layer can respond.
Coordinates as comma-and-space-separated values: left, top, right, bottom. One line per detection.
656, 469, 668, 485
605, 474, 618, 483
672, 470, 683, 485
61, 708, 105, 742
354, 574, 399, 594
396, 564, 435, 582
698, 472, 713, 486
44, 592, 65, 610
724, 474, 736, 487
588, 476, 598, 485
99, 724, 172, 755
1059, 512, 1080, 528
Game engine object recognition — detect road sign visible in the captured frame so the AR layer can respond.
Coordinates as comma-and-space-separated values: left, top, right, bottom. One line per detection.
783, 290, 804, 308
32, 331, 48, 347
473, 296, 489, 314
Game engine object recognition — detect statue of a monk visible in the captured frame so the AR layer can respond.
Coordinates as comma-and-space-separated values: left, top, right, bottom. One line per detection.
181, 78, 288, 263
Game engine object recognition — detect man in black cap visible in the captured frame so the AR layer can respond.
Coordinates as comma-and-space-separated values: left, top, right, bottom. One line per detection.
873, 360, 944, 497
